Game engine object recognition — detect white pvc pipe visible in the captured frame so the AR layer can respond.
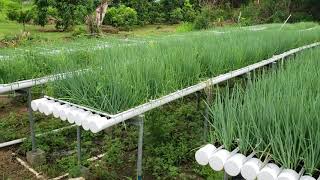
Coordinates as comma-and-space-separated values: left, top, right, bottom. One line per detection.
278, 169, 299, 180
300, 176, 316, 180
38, 99, 52, 113
67, 107, 81, 124
82, 114, 101, 131
59, 105, 75, 121
0, 69, 88, 94
31, 98, 47, 111
87, 42, 320, 133
224, 153, 246, 176
257, 163, 281, 180
43, 101, 61, 116
0, 125, 76, 148
195, 144, 217, 165
52, 104, 69, 118
241, 158, 263, 180
208, 149, 231, 171
75, 110, 92, 126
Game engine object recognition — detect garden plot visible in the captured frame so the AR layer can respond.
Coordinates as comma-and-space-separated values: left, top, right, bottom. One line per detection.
197, 48, 320, 179
48, 26, 320, 116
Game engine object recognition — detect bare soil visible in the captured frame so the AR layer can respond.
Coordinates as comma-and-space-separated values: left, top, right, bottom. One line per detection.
0, 148, 35, 180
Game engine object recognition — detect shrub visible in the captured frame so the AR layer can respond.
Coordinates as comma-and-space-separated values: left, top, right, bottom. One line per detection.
169, 7, 183, 24
176, 22, 193, 32
7, 9, 19, 21
104, 5, 137, 30
182, 0, 196, 22
193, 8, 211, 30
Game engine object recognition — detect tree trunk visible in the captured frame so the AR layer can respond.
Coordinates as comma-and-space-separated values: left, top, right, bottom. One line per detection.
95, 0, 109, 27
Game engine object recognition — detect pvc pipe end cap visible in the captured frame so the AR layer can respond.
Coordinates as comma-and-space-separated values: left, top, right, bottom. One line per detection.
257, 163, 280, 180
300, 176, 316, 180
278, 169, 299, 180
195, 144, 216, 165
224, 154, 246, 176
208, 149, 230, 171
241, 159, 262, 180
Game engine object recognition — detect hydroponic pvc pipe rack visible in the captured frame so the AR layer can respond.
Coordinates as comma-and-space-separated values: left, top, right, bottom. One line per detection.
28, 42, 320, 133
195, 144, 319, 180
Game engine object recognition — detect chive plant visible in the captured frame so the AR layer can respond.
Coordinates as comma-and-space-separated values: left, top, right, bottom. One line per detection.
50, 25, 320, 115
209, 48, 320, 175
1, 23, 320, 84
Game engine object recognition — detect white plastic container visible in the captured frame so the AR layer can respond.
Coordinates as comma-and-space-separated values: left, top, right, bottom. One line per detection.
67, 107, 81, 124
208, 149, 231, 171
52, 104, 69, 118
195, 144, 217, 166
277, 169, 299, 180
43, 101, 61, 116
31, 98, 47, 111
257, 163, 281, 180
300, 175, 316, 180
82, 114, 101, 131
241, 158, 262, 180
224, 153, 246, 176
59, 106, 77, 121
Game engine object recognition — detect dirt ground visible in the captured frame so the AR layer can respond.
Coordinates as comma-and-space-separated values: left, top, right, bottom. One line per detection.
0, 148, 35, 180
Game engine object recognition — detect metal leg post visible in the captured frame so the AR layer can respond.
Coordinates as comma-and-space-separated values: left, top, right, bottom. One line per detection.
224, 171, 229, 180
27, 88, 36, 152
204, 88, 212, 142
77, 126, 81, 166
137, 116, 144, 180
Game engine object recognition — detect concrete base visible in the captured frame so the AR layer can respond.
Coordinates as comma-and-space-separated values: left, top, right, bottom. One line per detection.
80, 166, 91, 179
26, 149, 46, 166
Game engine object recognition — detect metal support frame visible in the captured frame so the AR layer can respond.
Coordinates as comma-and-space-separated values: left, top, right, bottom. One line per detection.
77, 126, 82, 166
204, 87, 212, 142
224, 172, 229, 180
26, 88, 37, 152
128, 115, 144, 180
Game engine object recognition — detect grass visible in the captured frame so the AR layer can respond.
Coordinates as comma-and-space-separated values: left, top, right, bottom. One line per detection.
48, 24, 320, 114
208, 48, 320, 175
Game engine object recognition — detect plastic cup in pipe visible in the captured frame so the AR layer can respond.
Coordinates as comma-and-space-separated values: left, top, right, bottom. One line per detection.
38, 99, 52, 113
257, 163, 281, 180
82, 114, 101, 131
31, 98, 47, 111
224, 153, 246, 176
59, 106, 76, 121
43, 101, 60, 116
241, 158, 262, 180
52, 104, 69, 118
195, 144, 217, 166
300, 176, 316, 180
277, 169, 299, 180
77, 111, 92, 126
208, 149, 231, 171
67, 107, 81, 124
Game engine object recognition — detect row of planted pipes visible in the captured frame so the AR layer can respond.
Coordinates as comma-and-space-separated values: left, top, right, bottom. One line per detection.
195, 144, 318, 180
31, 98, 113, 133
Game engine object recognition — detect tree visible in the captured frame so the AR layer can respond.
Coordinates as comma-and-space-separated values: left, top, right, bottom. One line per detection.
34, 0, 49, 27
53, 0, 87, 31
17, 9, 33, 31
